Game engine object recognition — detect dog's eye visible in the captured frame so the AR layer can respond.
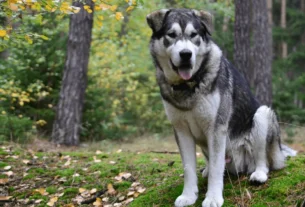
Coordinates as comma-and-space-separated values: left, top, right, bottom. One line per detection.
167, 32, 177, 38
190, 32, 198, 38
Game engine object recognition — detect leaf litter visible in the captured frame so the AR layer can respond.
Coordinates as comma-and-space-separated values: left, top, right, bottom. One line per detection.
0, 145, 148, 206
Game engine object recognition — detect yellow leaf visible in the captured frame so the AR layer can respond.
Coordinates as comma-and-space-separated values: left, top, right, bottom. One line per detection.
126, 6, 134, 12
87, 9, 92, 13
115, 12, 123, 21
0, 30, 7, 37
94, 5, 101, 11
110, 5, 117, 11
107, 183, 116, 195
97, 21, 103, 27
47, 197, 58, 206
25, 35, 33, 44
34, 188, 49, 196
93, 197, 102, 206
79, 188, 86, 193
84, 5, 90, 10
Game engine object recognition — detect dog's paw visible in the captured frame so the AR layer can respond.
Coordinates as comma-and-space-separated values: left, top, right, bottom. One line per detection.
175, 194, 197, 207
249, 171, 268, 184
201, 167, 208, 178
202, 196, 224, 207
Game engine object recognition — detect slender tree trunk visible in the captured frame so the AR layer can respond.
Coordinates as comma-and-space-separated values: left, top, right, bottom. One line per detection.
234, 0, 252, 87
52, 0, 94, 146
301, 0, 305, 44
281, 0, 287, 58
252, 0, 273, 106
267, 0, 273, 58
301, 0, 305, 109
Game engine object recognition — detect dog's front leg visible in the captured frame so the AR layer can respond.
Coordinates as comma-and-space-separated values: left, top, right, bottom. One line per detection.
202, 126, 226, 207
173, 127, 198, 207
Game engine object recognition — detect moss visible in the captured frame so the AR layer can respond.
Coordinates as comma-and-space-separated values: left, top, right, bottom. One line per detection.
0, 161, 8, 168
46, 186, 57, 194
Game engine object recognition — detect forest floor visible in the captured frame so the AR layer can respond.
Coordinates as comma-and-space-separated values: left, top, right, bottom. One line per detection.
0, 126, 305, 207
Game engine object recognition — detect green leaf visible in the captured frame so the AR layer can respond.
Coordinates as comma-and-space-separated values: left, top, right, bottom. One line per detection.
40, 35, 49, 40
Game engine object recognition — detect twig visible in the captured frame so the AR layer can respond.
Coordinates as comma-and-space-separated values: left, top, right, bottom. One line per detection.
80, 189, 107, 205
149, 151, 179, 154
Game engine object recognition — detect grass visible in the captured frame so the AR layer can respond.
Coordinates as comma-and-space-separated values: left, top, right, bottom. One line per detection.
0, 144, 304, 207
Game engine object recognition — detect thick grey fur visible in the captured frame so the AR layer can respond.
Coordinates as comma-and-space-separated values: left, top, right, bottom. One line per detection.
147, 8, 297, 207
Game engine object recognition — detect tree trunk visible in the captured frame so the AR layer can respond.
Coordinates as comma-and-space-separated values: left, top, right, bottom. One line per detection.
252, 0, 273, 106
52, 0, 94, 146
281, 0, 287, 58
267, 0, 273, 59
301, 0, 305, 44
233, 0, 252, 87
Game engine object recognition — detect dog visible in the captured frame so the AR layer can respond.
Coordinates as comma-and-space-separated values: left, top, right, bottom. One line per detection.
146, 8, 297, 207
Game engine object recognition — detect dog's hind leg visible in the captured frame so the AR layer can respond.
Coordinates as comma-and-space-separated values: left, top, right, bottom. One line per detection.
173, 127, 198, 207
249, 106, 271, 184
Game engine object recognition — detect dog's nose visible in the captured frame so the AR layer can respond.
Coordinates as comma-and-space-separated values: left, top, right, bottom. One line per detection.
179, 49, 192, 61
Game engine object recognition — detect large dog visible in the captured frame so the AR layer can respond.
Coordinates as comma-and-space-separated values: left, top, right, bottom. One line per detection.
146, 8, 297, 207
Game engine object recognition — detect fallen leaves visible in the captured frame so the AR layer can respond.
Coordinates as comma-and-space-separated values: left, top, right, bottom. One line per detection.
0, 178, 9, 185
107, 183, 116, 195
0, 145, 150, 207
4, 166, 12, 170
33, 188, 49, 196
47, 196, 58, 206
93, 197, 102, 206
114, 172, 132, 182
0, 196, 13, 202
3, 171, 14, 177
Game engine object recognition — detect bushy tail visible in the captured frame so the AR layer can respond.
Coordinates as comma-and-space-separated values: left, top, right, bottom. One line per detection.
281, 144, 297, 157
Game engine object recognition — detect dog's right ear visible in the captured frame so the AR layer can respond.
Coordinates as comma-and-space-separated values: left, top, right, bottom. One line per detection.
146, 9, 170, 33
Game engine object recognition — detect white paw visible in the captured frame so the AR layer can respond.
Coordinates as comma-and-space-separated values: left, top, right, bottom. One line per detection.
175, 194, 198, 207
250, 171, 268, 183
202, 196, 224, 207
202, 167, 208, 178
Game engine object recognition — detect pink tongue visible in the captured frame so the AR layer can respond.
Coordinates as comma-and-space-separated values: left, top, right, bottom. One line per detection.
178, 69, 192, 80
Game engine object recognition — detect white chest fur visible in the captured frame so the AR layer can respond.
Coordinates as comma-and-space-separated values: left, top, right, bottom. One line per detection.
162, 89, 221, 144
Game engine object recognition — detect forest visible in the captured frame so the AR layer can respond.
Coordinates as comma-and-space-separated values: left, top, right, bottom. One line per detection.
0, 0, 305, 207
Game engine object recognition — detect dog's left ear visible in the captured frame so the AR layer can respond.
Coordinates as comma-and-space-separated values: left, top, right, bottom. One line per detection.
146, 9, 170, 33
192, 10, 213, 35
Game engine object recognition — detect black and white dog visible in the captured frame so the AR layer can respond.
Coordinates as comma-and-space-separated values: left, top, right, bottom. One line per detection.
146, 9, 296, 207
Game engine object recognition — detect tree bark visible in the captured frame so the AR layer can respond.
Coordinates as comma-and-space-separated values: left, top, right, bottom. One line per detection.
252, 0, 273, 106
233, 0, 252, 87
52, 0, 94, 146
301, 0, 305, 44
281, 0, 287, 58
267, 0, 273, 58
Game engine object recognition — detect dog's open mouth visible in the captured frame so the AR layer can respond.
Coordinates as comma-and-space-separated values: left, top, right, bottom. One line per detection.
170, 59, 192, 80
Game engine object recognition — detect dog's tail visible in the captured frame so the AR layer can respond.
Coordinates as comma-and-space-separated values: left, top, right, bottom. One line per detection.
281, 144, 297, 157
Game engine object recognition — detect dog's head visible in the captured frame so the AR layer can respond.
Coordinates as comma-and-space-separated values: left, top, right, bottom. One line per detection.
147, 9, 213, 82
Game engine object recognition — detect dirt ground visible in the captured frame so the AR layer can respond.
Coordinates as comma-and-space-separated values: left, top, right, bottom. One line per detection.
28, 124, 305, 154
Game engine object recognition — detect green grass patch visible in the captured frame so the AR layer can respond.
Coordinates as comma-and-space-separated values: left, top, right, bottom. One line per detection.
1, 143, 304, 207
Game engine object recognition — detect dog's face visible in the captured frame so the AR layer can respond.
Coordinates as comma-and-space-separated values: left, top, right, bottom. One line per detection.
147, 9, 212, 82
